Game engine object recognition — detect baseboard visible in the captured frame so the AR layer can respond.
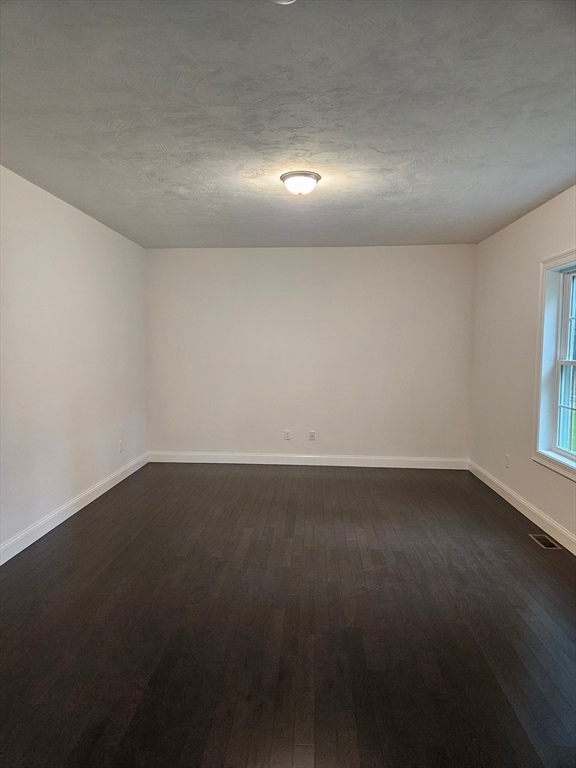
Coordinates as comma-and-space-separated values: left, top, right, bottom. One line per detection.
468, 460, 576, 555
0, 453, 149, 565
4, 453, 571, 563
148, 451, 468, 470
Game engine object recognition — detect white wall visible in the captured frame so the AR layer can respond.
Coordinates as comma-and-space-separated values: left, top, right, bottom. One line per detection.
146, 246, 474, 466
0, 167, 148, 563
471, 186, 576, 553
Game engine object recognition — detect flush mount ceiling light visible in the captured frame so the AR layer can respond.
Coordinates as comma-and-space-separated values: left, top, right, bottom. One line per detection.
272, 0, 297, 4
280, 171, 321, 195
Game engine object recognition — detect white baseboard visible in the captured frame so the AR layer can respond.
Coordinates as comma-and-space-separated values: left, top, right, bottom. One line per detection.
148, 451, 468, 470
0, 453, 149, 565
469, 460, 576, 555
3, 453, 572, 564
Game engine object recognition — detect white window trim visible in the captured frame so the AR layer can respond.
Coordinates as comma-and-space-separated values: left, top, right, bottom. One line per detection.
533, 248, 576, 481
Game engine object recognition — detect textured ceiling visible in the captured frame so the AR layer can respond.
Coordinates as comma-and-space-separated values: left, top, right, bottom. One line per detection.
1, 0, 575, 248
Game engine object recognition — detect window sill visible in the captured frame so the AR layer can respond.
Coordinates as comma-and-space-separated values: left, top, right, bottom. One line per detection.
533, 450, 576, 481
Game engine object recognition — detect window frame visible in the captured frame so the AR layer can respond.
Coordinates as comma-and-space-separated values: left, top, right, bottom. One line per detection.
534, 248, 576, 480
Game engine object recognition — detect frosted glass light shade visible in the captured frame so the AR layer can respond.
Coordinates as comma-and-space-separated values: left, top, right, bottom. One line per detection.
280, 171, 321, 195
272, 0, 297, 4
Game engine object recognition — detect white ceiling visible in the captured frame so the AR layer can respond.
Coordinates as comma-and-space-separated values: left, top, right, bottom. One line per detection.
1, 0, 574, 248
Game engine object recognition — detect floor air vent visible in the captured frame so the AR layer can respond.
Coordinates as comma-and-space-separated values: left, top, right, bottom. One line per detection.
529, 534, 562, 550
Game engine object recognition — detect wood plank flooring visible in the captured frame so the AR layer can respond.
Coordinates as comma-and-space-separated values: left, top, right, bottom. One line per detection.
1, 464, 575, 767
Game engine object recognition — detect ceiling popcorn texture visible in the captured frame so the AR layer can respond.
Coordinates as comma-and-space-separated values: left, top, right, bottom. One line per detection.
0, 0, 574, 248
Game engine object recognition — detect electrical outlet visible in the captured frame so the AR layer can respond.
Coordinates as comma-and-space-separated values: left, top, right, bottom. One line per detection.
284, 430, 291, 441
505, 454, 510, 468
119, 440, 123, 453
309, 430, 315, 441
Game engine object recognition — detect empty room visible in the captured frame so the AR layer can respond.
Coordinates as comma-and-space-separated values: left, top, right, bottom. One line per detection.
1, 1, 575, 766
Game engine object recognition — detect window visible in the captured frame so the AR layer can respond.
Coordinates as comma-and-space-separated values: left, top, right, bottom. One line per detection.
535, 250, 576, 479
558, 271, 576, 453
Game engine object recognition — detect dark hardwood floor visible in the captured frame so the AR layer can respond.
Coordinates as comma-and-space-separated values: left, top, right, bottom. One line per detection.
1, 464, 575, 768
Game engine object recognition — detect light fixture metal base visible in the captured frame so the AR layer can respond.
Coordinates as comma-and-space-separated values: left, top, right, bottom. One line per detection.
280, 171, 321, 183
